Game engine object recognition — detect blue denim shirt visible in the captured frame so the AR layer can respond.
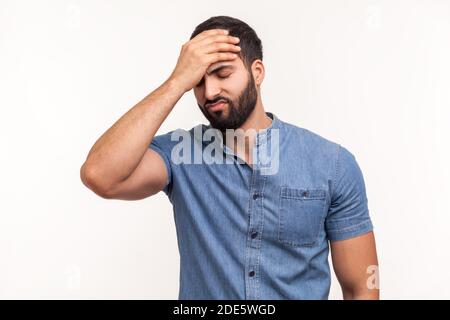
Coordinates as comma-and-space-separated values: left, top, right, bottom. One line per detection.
149, 112, 373, 299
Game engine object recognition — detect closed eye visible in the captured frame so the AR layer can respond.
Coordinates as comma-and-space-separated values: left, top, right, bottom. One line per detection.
217, 72, 232, 79
196, 67, 234, 86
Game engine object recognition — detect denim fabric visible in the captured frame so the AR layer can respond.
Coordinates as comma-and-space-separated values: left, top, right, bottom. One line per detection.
149, 112, 373, 299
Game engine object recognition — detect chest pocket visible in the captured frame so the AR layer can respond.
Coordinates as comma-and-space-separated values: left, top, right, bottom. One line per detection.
278, 187, 327, 247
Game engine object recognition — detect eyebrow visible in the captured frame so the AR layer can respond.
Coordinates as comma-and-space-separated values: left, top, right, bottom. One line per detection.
206, 64, 235, 75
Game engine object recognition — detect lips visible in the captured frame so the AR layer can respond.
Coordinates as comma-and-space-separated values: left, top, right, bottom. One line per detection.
206, 100, 227, 112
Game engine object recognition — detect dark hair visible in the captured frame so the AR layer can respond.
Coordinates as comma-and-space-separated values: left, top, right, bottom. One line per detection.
190, 16, 263, 70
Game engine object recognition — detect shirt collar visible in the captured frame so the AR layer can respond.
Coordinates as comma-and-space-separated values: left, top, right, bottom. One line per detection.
200, 112, 282, 155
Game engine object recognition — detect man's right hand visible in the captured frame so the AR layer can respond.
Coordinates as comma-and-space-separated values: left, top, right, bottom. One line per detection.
81, 30, 241, 200
168, 29, 241, 93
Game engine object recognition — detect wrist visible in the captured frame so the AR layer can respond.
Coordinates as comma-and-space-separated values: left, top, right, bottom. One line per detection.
166, 76, 188, 96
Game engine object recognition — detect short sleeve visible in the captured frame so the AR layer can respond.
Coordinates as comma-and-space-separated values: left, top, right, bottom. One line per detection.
325, 145, 373, 241
148, 132, 174, 197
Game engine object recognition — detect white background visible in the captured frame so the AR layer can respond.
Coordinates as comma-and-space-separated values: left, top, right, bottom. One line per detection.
1, 0, 449, 299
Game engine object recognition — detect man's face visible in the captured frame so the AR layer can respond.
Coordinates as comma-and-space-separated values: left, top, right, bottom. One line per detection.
194, 57, 258, 131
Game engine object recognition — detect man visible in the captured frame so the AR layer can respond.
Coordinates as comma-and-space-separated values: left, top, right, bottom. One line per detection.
80, 16, 379, 300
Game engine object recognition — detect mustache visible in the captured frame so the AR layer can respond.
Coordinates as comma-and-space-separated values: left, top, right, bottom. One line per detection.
204, 97, 231, 109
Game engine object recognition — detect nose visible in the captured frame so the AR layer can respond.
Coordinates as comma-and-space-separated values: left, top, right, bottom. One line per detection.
204, 77, 222, 103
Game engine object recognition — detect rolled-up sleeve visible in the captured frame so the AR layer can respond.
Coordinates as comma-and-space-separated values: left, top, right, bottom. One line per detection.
148, 132, 174, 197
325, 145, 373, 241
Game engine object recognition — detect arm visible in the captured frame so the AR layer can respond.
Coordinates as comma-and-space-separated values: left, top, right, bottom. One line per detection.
80, 29, 241, 200
330, 231, 379, 300
80, 77, 184, 199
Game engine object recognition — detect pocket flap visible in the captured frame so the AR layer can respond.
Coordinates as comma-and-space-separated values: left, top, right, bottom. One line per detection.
280, 187, 326, 200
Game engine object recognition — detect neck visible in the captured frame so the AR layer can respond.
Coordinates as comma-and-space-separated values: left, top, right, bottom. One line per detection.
237, 100, 272, 132
221, 99, 272, 136
222, 99, 272, 166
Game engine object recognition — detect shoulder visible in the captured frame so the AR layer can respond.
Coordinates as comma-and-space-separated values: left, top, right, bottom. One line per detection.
150, 123, 210, 154
280, 120, 364, 178
151, 124, 203, 144
281, 121, 342, 157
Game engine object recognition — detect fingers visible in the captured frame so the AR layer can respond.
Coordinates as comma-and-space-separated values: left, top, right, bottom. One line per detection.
185, 29, 241, 66
196, 34, 240, 46
207, 52, 240, 65
191, 28, 229, 43
190, 30, 240, 54
196, 34, 240, 57
202, 42, 241, 54
184, 31, 241, 58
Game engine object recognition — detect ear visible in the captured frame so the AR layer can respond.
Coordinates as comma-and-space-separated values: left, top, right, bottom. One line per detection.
251, 59, 265, 86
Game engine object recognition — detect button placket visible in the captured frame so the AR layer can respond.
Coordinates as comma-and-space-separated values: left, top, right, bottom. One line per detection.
244, 154, 267, 300
244, 121, 277, 300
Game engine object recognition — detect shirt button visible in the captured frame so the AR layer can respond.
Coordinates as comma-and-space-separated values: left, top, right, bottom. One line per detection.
251, 232, 258, 239
249, 271, 255, 277
252, 193, 259, 200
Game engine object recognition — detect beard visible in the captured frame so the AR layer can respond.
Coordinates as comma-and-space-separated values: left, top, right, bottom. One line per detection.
198, 72, 258, 132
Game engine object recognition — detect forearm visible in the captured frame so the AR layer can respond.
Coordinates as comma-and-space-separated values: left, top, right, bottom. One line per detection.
81, 77, 185, 190
343, 287, 379, 300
